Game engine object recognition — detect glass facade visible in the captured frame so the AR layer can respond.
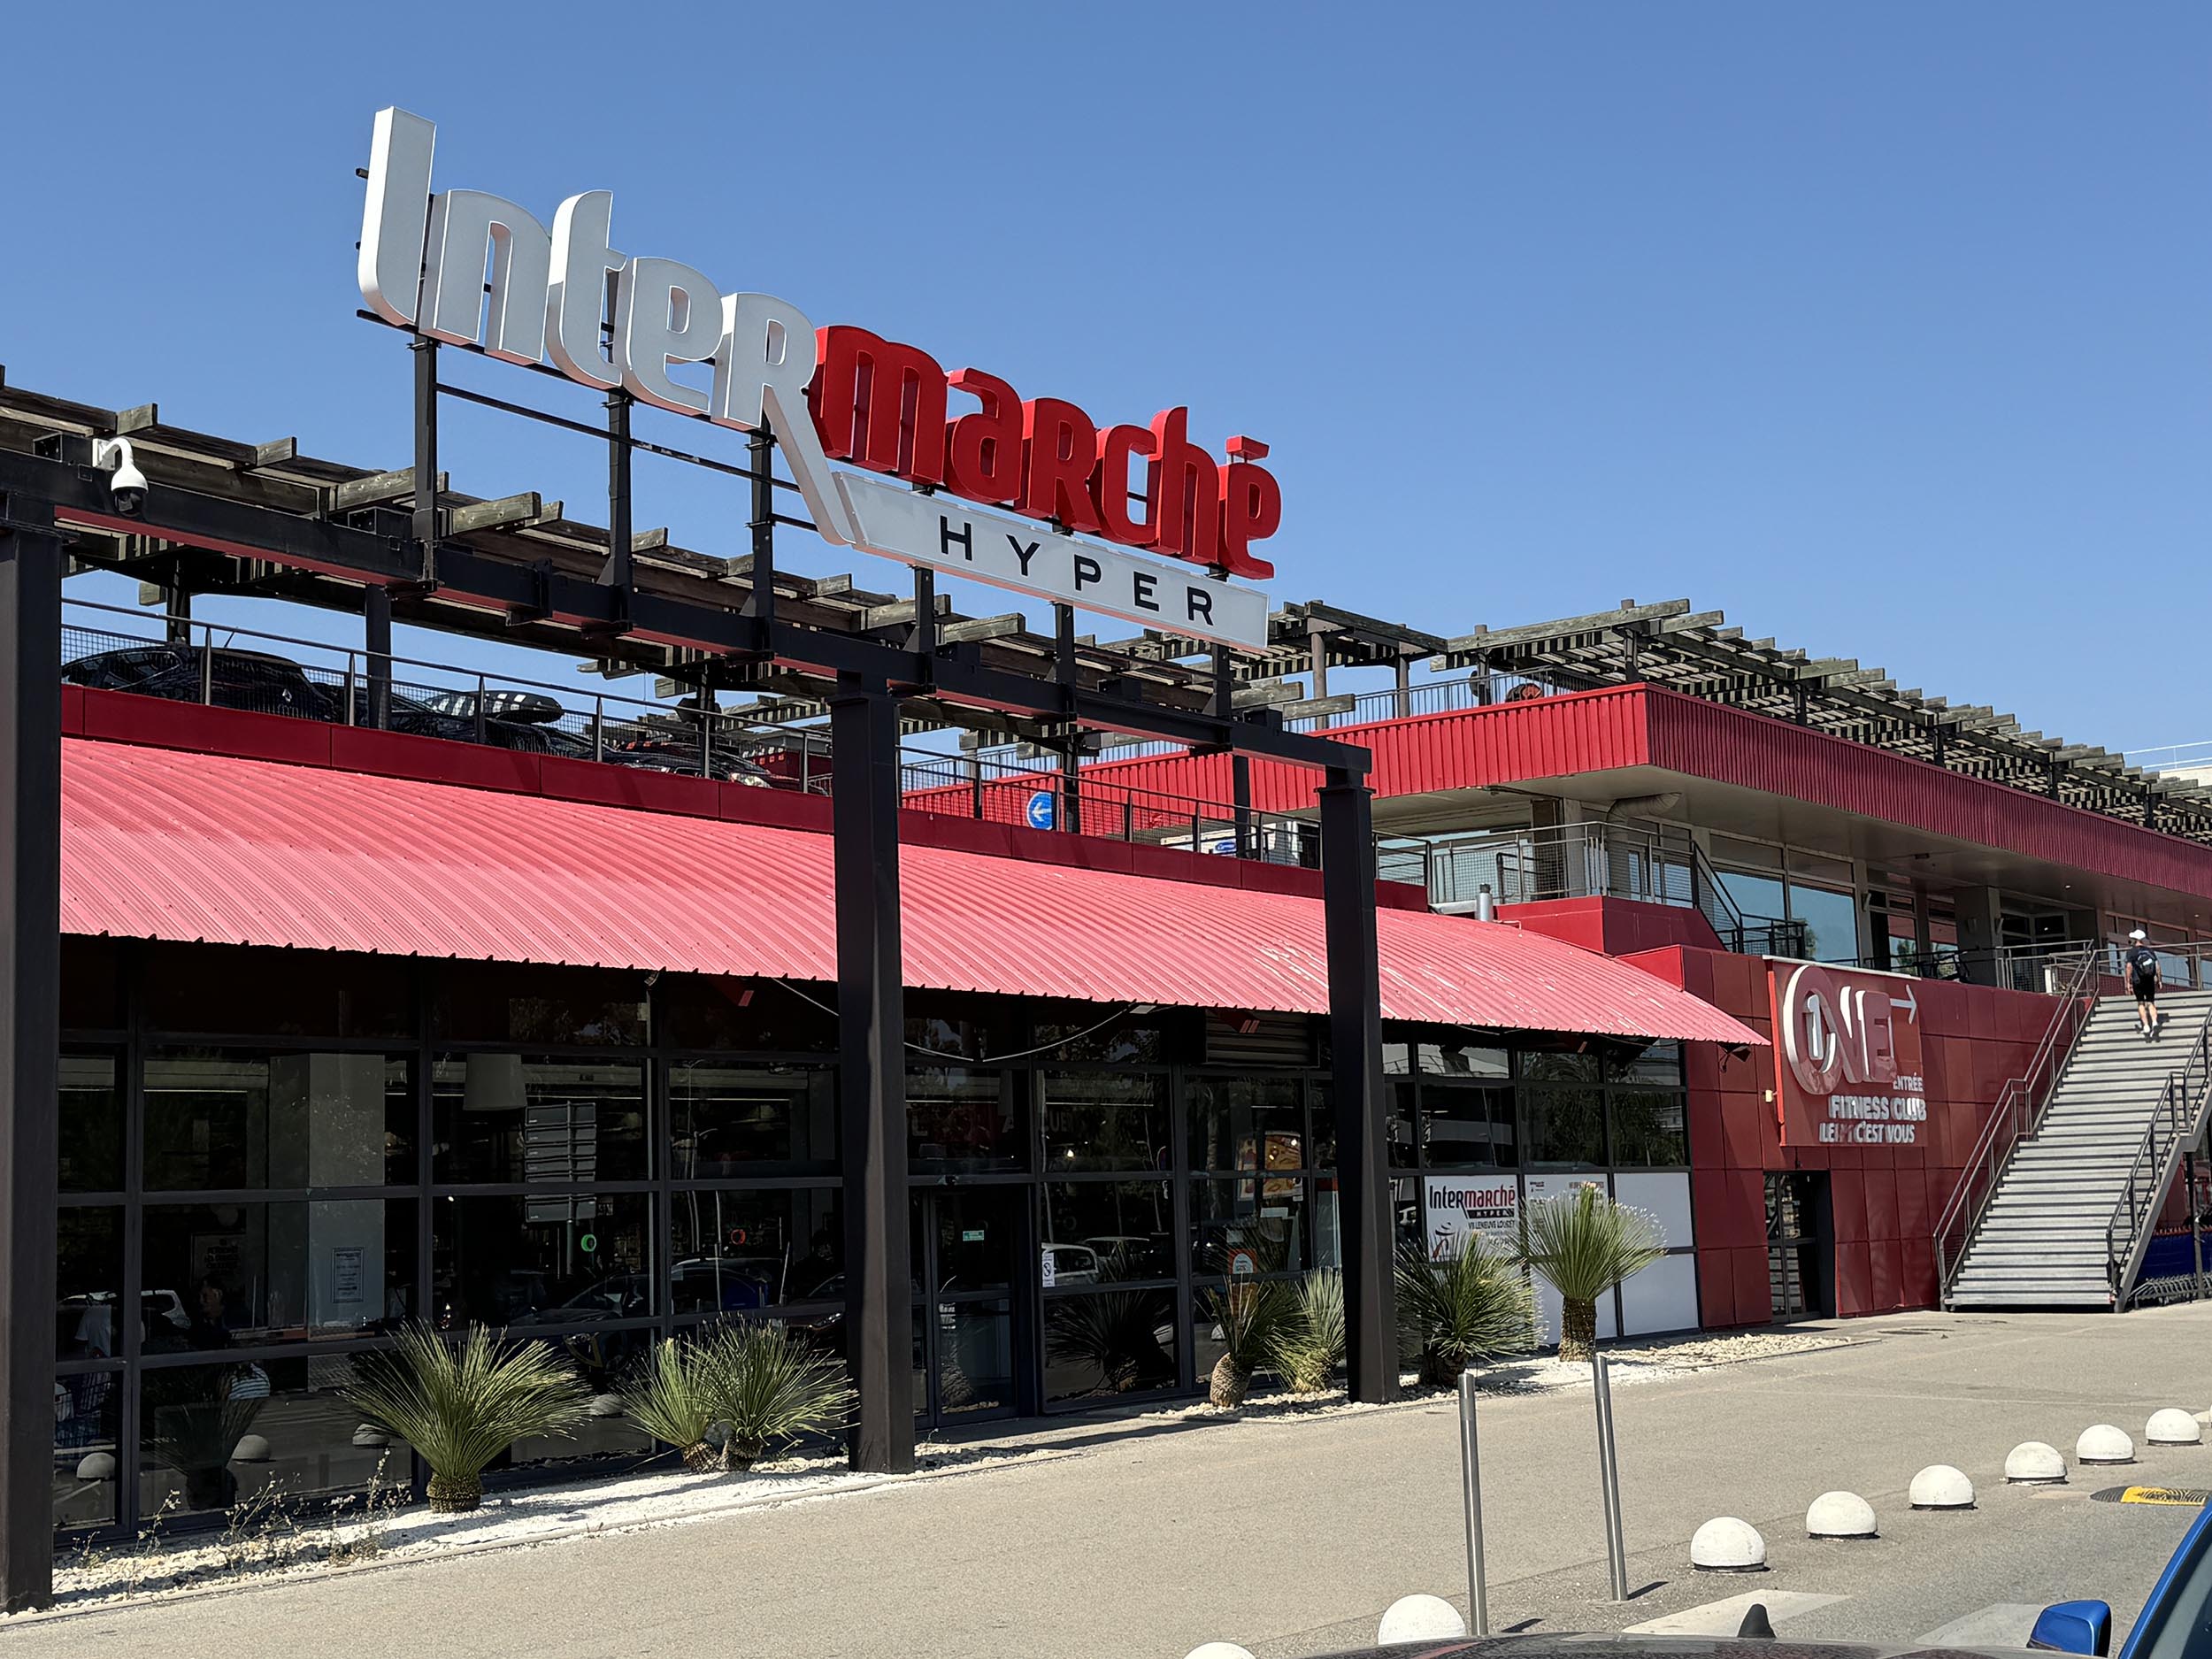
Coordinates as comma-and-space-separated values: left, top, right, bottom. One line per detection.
54, 941, 1694, 1538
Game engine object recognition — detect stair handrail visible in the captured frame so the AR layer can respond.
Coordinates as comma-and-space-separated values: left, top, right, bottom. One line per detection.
1934, 943, 2102, 1299
2104, 1013, 2212, 1308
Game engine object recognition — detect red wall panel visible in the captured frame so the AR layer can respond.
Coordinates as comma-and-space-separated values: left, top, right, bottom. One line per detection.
1697, 1247, 1737, 1329
1730, 1247, 1775, 1328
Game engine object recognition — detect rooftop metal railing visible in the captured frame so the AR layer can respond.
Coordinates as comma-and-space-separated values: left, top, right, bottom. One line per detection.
1933, 944, 2103, 1302
2107, 1011, 2212, 1309
1373, 819, 1807, 957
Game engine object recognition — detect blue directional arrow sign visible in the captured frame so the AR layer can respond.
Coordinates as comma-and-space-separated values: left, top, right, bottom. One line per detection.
1025, 790, 1056, 831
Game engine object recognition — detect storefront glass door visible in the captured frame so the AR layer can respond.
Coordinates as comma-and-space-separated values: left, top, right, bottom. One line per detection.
911, 1188, 1018, 1426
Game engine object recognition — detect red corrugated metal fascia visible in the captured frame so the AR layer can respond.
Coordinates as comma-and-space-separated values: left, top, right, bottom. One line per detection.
59, 739, 1761, 1047
1077, 685, 1654, 813
1641, 689, 2212, 897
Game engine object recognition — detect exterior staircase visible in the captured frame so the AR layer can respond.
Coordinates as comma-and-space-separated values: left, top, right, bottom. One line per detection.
1945, 989, 2212, 1310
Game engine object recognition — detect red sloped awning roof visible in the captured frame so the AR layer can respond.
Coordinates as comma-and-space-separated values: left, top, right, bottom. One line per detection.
58, 739, 1762, 1047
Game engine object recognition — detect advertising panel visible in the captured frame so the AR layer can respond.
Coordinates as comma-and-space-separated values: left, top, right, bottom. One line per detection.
1767, 960, 1928, 1148
1421, 1173, 1521, 1259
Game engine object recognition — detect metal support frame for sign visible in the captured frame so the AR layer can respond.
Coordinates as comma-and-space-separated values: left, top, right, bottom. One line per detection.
363, 583, 392, 729
1320, 767, 1395, 1403
0, 492, 60, 1610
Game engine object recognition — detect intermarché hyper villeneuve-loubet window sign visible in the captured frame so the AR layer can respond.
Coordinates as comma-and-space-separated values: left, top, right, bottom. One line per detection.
357, 108, 1274, 647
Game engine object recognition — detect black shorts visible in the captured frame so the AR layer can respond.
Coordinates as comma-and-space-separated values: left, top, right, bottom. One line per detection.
2134, 978, 2160, 1002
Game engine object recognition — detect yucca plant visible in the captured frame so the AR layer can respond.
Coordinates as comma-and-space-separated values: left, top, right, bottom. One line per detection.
1395, 1235, 1537, 1386
621, 1338, 723, 1472
1270, 1270, 1346, 1394
1199, 1276, 1297, 1408
143, 1365, 267, 1512
1518, 1186, 1666, 1362
342, 1324, 588, 1512
698, 1322, 855, 1471
1045, 1290, 1178, 1397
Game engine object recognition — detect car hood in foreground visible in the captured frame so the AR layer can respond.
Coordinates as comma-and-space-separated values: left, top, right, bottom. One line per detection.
1310, 1635, 2046, 1659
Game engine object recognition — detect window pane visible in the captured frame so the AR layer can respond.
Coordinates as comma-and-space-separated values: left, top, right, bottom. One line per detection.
1041, 1182, 1173, 1281
434, 964, 649, 1047
1518, 1049, 1598, 1085
1717, 868, 1788, 923
138, 1356, 414, 1517
1522, 1086, 1605, 1167
432, 1192, 651, 1330
1604, 1042, 1682, 1085
1789, 883, 1860, 964
1386, 1079, 1417, 1169
1186, 1077, 1306, 1173
661, 974, 835, 1052
145, 1051, 413, 1191
59, 1051, 122, 1193
670, 1061, 835, 1175
60, 936, 123, 1030
58, 1209, 123, 1361
54, 1370, 121, 1529
1422, 1081, 1517, 1168
907, 1067, 1021, 1171
1609, 1089, 1689, 1167
1031, 1001, 1178, 1064
1190, 1177, 1310, 1276
669, 1188, 842, 1313
1416, 1042, 1509, 1079
1041, 1072, 1169, 1172
432, 1057, 646, 1184
142, 1201, 417, 1348
1044, 1287, 1178, 1404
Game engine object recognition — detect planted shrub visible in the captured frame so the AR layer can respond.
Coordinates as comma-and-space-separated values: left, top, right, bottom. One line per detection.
700, 1322, 855, 1471
1395, 1234, 1537, 1386
1198, 1276, 1296, 1408
1518, 1186, 1665, 1362
622, 1339, 724, 1472
342, 1324, 588, 1513
1271, 1270, 1346, 1395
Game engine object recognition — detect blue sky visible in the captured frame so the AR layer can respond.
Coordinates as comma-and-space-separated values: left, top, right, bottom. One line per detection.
8, 3, 2206, 749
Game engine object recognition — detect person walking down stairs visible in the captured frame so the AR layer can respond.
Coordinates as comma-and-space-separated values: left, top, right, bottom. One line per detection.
2126, 929, 2164, 1039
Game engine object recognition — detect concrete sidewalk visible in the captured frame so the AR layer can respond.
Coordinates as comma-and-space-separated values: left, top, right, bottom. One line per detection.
10, 1306, 2211, 1659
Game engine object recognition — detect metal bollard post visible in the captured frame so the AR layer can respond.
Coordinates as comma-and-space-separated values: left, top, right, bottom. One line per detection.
1457, 1370, 1490, 1637
1592, 1351, 1629, 1601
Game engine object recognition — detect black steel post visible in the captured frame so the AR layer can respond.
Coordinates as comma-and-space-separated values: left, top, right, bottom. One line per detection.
831, 675, 914, 1472
605, 391, 633, 618
1320, 765, 1394, 1404
1233, 753, 1254, 858
0, 495, 61, 1610
745, 426, 775, 632
164, 583, 192, 648
363, 584, 392, 730
411, 337, 439, 584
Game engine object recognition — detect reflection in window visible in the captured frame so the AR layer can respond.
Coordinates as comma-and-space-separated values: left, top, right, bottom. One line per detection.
1041, 1073, 1168, 1172
1522, 1086, 1605, 1167
670, 1062, 834, 1175
59, 1051, 122, 1193
1041, 1182, 1173, 1281
1790, 883, 1858, 964
432, 1057, 646, 1184
907, 1068, 1019, 1171
58, 1209, 123, 1360
1187, 1077, 1305, 1173
432, 1193, 651, 1332
1044, 1288, 1178, 1404
142, 1202, 416, 1347
1189, 1177, 1310, 1277
1609, 1089, 1689, 1167
138, 1358, 414, 1517
145, 1052, 412, 1191
669, 1188, 841, 1313
54, 1369, 121, 1529
1420, 1082, 1517, 1168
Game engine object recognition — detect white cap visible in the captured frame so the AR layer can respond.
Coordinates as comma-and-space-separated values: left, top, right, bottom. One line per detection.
2131, 929, 2148, 941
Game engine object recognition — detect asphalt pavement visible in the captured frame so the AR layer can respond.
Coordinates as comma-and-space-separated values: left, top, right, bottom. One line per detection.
8, 1305, 2212, 1659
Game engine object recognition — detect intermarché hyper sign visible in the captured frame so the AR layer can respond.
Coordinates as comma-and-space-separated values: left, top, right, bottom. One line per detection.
1768, 961, 1928, 1148
356, 109, 1273, 647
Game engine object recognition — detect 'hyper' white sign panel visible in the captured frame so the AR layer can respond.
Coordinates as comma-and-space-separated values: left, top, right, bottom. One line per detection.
833, 473, 1268, 649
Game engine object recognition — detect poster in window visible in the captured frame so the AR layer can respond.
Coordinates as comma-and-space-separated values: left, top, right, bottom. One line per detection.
331, 1246, 365, 1306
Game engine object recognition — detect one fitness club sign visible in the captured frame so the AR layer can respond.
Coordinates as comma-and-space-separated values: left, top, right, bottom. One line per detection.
356, 109, 1271, 646
1768, 961, 1928, 1148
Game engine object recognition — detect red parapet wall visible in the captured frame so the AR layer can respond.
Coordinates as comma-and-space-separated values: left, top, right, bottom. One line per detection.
1621, 943, 2061, 1329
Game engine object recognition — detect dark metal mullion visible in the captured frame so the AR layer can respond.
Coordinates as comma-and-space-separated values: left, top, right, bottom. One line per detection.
1170, 1068, 1195, 1392
649, 979, 672, 1340
118, 944, 146, 1546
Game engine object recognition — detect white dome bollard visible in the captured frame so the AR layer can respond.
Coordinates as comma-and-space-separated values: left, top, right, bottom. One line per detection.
74, 1451, 116, 1481
1909, 1464, 1975, 1509
2005, 1441, 2068, 1484
1691, 1517, 1768, 1571
231, 1434, 272, 1463
1806, 1491, 1878, 1539
1183, 1647, 1256, 1659
588, 1393, 626, 1418
2147, 1410, 2202, 1447
2078, 1425, 2136, 1465
1376, 1595, 1468, 1643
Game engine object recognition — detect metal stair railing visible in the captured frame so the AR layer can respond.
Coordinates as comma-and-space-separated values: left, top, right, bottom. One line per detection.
1933, 944, 2101, 1302
2105, 1014, 2212, 1310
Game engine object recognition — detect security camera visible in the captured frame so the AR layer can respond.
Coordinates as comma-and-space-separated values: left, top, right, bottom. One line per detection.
91, 437, 148, 518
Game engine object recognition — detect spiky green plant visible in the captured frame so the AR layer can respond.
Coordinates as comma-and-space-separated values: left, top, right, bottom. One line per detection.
1518, 1186, 1666, 1362
1269, 1270, 1346, 1395
621, 1338, 723, 1472
1395, 1235, 1537, 1386
1199, 1276, 1297, 1408
341, 1324, 588, 1512
143, 1366, 267, 1513
1045, 1291, 1178, 1398
698, 1322, 855, 1470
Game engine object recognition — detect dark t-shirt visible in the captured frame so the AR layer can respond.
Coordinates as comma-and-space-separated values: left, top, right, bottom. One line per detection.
2127, 946, 2160, 984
